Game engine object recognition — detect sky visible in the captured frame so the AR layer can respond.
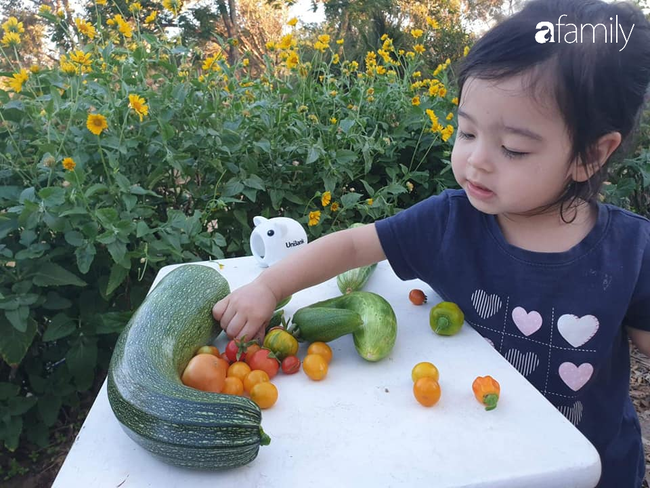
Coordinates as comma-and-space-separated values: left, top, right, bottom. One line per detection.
288, 0, 325, 24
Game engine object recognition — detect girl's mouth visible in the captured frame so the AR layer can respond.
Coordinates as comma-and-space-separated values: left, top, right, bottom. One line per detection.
466, 181, 494, 200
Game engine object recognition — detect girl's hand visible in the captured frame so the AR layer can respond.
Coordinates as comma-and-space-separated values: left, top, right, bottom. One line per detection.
212, 282, 278, 341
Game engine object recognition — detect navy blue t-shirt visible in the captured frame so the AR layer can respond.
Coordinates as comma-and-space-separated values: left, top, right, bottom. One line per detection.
375, 189, 650, 488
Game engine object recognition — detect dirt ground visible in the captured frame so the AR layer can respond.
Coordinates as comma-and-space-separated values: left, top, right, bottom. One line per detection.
2, 346, 650, 488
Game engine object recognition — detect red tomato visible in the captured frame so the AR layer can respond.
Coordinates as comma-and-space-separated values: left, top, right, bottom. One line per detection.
225, 339, 260, 363
225, 339, 242, 363
244, 344, 261, 365
281, 355, 301, 374
247, 349, 280, 379
409, 289, 427, 305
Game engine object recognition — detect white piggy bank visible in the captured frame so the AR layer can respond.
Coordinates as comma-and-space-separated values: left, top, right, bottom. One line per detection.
249, 216, 308, 267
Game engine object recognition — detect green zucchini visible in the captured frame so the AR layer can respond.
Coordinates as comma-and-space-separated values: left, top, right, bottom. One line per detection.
107, 264, 270, 470
290, 307, 363, 342
290, 291, 398, 361
336, 224, 377, 294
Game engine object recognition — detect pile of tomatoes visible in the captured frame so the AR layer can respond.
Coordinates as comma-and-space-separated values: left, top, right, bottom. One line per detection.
181, 333, 334, 410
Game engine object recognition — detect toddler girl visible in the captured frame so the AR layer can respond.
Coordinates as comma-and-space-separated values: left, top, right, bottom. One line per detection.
214, 0, 650, 485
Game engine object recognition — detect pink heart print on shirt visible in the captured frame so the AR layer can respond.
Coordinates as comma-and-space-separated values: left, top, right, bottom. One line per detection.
559, 362, 594, 391
511, 307, 542, 336
557, 314, 599, 348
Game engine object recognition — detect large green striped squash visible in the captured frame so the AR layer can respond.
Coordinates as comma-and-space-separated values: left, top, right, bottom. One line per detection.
107, 264, 270, 469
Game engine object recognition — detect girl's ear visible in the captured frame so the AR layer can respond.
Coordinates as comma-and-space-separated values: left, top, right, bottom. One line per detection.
571, 131, 622, 182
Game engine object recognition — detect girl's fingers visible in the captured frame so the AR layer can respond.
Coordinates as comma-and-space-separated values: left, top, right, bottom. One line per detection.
225, 312, 246, 339
238, 320, 263, 342
212, 297, 229, 323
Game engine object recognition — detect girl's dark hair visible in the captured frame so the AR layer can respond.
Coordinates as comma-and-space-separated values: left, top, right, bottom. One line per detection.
456, 0, 650, 220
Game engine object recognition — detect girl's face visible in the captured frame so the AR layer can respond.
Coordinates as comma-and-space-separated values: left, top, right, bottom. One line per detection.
451, 75, 575, 217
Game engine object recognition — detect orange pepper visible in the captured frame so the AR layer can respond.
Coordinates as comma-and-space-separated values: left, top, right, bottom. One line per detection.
472, 375, 500, 411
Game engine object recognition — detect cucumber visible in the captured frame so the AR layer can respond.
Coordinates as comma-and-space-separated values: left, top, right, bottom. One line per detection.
107, 264, 270, 470
290, 307, 363, 342
290, 291, 397, 361
336, 224, 377, 294
337, 263, 377, 294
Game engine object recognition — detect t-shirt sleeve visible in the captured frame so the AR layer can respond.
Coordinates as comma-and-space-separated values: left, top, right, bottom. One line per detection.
374, 190, 450, 282
625, 230, 650, 331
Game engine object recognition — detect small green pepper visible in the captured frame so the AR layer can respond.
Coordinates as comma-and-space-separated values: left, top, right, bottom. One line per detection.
429, 301, 464, 336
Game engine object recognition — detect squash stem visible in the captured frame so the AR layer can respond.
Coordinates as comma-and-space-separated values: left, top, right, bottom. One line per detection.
259, 426, 271, 446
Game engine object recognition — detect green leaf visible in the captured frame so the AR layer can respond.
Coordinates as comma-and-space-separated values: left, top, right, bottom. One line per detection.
95, 208, 119, 226
42, 292, 72, 310
0, 383, 19, 400
130, 186, 161, 197
0, 314, 37, 366
75, 243, 96, 274
38, 187, 66, 207
254, 139, 271, 154
84, 183, 109, 198
8, 395, 37, 415
244, 175, 266, 191
306, 146, 319, 164
64, 230, 85, 247
341, 193, 363, 207
42, 313, 77, 342
136, 221, 152, 237
385, 183, 407, 195
5, 306, 29, 332
107, 241, 128, 267
38, 394, 62, 427
66, 337, 97, 390
339, 118, 355, 134
336, 149, 358, 165
96, 311, 131, 335
269, 189, 284, 209
2, 416, 22, 451
32, 263, 87, 287
106, 264, 128, 296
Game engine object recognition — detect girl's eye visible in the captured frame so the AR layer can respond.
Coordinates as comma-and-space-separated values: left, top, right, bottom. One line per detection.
458, 131, 474, 140
501, 147, 529, 159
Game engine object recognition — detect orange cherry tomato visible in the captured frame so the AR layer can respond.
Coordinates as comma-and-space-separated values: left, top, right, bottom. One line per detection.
413, 377, 441, 407
303, 354, 328, 381
244, 369, 270, 394
411, 362, 440, 383
227, 361, 252, 381
221, 376, 244, 395
196, 345, 220, 357
307, 342, 333, 364
250, 382, 278, 409
409, 289, 427, 305
181, 353, 227, 393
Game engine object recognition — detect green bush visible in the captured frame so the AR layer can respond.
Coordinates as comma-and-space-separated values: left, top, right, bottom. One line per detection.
0, 8, 457, 461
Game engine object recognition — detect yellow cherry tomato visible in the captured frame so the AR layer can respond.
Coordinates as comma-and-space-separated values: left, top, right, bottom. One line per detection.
244, 369, 270, 393
250, 382, 278, 409
303, 354, 328, 381
307, 342, 333, 364
227, 361, 251, 381
413, 377, 441, 407
411, 362, 440, 383
222, 376, 244, 395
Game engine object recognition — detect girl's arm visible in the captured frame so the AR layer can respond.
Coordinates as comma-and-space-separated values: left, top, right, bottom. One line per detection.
627, 327, 650, 358
213, 224, 386, 340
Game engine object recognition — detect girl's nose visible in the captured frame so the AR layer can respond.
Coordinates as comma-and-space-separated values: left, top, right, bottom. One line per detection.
468, 143, 493, 173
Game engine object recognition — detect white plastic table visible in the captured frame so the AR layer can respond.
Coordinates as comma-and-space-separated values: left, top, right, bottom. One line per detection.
53, 257, 601, 488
